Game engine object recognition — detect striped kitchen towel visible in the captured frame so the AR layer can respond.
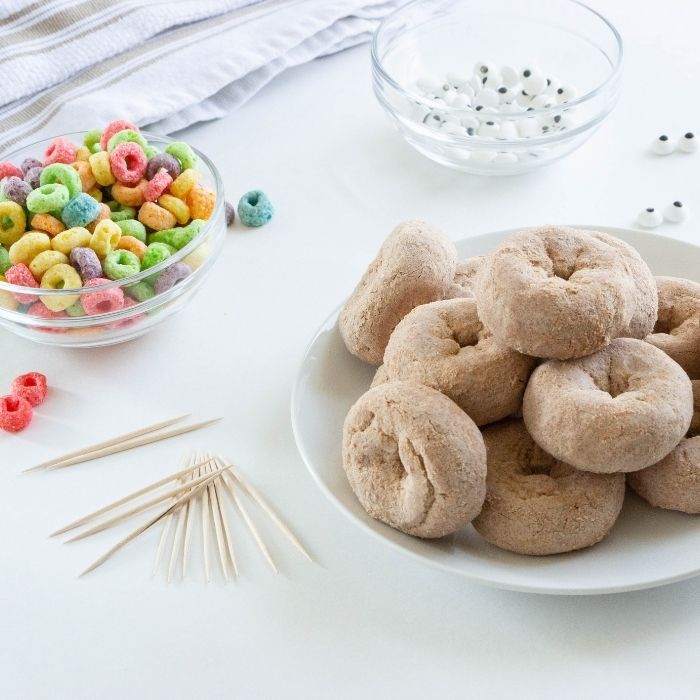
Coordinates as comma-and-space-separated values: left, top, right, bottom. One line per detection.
0, 0, 407, 156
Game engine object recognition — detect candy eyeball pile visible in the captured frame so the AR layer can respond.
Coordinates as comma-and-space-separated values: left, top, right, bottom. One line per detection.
410, 60, 578, 142
0, 120, 220, 321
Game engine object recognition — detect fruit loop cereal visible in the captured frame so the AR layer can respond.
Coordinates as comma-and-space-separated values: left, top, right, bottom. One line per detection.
0, 121, 221, 330
0, 371, 47, 432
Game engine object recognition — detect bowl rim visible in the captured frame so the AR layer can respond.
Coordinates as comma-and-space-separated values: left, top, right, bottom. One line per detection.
371, 0, 624, 126
0, 130, 224, 298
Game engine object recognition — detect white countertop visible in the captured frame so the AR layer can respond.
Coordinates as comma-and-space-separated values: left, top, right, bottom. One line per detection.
2, 1, 700, 697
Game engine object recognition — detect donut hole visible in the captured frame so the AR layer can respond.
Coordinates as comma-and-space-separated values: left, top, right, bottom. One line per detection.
451, 327, 480, 348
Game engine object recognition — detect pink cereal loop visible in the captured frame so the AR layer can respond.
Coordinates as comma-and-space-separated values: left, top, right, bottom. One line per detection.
81, 277, 125, 316
109, 142, 147, 186
100, 120, 139, 151
143, 168, 173, 202
0, 162, 23, 179
43, 137, 78, 166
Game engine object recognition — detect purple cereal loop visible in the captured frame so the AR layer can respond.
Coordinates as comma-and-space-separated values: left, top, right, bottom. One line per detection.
225, 201, 235, 226
21, 157, 42, 175
24, 166, 43, 189
154, 262, 191, 294
69, 246, 103, 282
2, 176, 32, 207
146, 153, 181, 181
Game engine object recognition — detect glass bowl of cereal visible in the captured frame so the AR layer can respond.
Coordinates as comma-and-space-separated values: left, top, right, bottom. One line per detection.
0, 127, 226, 347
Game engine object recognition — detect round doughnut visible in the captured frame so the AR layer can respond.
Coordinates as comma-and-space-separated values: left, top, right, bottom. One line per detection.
342, 381, 487, 538
472, 420, 625, 555
339, 220, 458, 365
646, 276, 700, 378
370, 364, 390, 388
383, 298, 536, 426
446, 256, 484, 298
587, 230, 657, 339
523, 338, 693, 473
475, 225, 637, 359
627, 380, 700, 513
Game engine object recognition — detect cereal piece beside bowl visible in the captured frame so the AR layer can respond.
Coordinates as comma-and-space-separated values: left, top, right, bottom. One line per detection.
0, 126, 226, 347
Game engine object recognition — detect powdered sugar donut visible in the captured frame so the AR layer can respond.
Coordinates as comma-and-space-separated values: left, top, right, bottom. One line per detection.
627, 380, 700, 513
475, 225, 637, 359
523, 338, 693, 473
473, 420, 625, 555
646, 277, 700, 378
370, 364, 390, 388
339, 220, 458, 365
446, 256, 484, 298
383, 298, 536, 426
342, 381, 487, 538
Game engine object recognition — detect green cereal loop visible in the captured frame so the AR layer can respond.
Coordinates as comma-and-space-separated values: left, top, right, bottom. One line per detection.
90, 142, 103, 154
83, 128, 102, 150
65, 300, 86, 317
165, 141, 197, 170
108, 203, 137, 222
26, 183, 70, 214
107, 129, 149, 153
103, 249, 141, 280
40, 163, 82, 199
149, 219, 204, 250
0, 245, 10, 275
144, 145, 160, 159
142, 242, 175, 270
126, 280, 155, 302
116, 219, 147, 243
0, 187, 8, 202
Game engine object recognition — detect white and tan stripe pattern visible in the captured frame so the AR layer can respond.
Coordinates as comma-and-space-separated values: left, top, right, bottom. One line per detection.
0, 0, 411, 156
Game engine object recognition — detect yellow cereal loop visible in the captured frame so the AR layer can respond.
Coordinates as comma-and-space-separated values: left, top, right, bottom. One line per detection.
29, 250, 69, 280
9, 231, 51, 265
169, 168, 200, 199
182, 242, 210, 271
87, 186, 103, 202
0, 201, 27, 247
51, 227, 92, 255
158, 193, 190, 225
75, 146, 91, 161
30, 213, 65, 237
40, 263, 82, 311
90, 219, 121, 258
0, 275, 19, 311
72, 160, 96, 191
88, 150, 115, 186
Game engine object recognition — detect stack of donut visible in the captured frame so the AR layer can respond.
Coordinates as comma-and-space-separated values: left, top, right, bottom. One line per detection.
340, 221, 700, 555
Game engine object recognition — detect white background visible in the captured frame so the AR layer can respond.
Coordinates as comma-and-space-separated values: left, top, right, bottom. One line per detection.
2, 1, 700, 697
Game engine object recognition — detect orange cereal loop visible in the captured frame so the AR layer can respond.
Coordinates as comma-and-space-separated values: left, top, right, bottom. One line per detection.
75, 146, 91, 162
186, 185, 215, 221
169, 168, 200, 199
158, 193, 190, 225
30, 213, 65, 237
112, 179, 147, 207
117, 235, 147, 260
72, 160, 96, 192
138, 201, 177, 231
86, 203, 111, 232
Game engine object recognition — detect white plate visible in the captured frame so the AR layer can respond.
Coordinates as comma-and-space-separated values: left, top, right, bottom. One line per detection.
292, 226, 700, 595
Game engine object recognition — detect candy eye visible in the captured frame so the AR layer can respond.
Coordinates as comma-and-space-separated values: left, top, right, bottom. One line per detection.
652, 135, 676, 154
679, 132, 697, 153
636, 207, 662, 228
664, 201, 689, 223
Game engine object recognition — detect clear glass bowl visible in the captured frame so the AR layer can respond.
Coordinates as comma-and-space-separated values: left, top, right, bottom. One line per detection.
372, 0, 623, 175
0, 132, 226, 347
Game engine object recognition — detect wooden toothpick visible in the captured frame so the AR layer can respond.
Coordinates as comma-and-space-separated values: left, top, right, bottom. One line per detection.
210, 456, 237, 578
46, 418, 223, 471
24, 415, 190, 473
79, 467, 231, 577
206, 462, 230, 581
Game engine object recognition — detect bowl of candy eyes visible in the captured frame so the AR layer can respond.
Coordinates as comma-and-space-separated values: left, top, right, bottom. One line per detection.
371, 0, 623, 175
0, 124, 226, 347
